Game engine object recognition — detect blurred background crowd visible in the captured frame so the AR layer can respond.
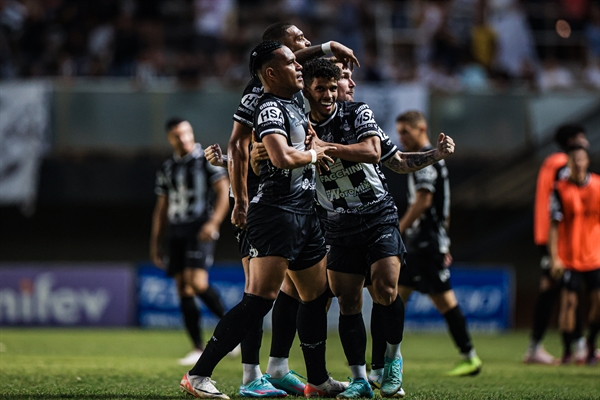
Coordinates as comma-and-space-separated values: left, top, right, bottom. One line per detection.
1, 0, 600, 92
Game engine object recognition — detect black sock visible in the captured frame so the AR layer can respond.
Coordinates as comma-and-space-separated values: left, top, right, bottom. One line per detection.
443, 306, 473, 355
531, 287, 559, 343
190, 293, 274, 377
379, 295, 405, 345
199, 285, 226, 319
339, 312, 366, 366
241, 317, 263, 365
587, 322, 600, 358
180, 296, 202, 349
561, 331, 574, 357
573, 305, 584, 340
297, 290, 329, 385
370, 303, 386, 370
270, 290, 299, 358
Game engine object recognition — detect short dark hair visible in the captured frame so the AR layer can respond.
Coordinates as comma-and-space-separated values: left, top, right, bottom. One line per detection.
396, 110, 427, 127
262, 22, 294, 42
165, 116, 186, 132
554, 123, 585, 151
566, 144, 588, 155
249, 40, 283, 78
302, 58, 341, 88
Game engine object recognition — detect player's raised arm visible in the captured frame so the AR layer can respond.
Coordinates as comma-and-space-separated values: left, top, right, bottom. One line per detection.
295, 41, 360, 69
384, 133, 455, 174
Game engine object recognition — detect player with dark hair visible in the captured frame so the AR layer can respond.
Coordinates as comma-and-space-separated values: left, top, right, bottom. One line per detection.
180, 41, 343, 400
549, 145, 600, 366
150, 117, 230, 366
393, 111, 481, 377
300, 59, 455, 398
203, 23, 359, 397
524, 123, 590, 365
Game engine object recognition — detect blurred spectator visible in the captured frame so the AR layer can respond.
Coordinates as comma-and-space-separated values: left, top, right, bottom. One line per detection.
111, 13, 140, 76
584, 2, 600, 63
536, 55, 575, 92
470, 0, 496, 71
488, 0, 538, 82
583, 59, 600, 90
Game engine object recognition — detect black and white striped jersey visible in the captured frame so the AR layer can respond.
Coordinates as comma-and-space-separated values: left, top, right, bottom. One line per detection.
251, 92, 316, 214
404, 144, 450, 254
232, 77, 263, 199
155, 144, 227, 227
312, 101, 399, 237
233, 78, 306, 200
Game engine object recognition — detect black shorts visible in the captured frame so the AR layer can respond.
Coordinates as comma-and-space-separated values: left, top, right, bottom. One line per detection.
327, 224, 406, 278
247, 204, 327, 271
235, 227, 251, 258
166, 234, 215, 277
398, 251, 452, 295
562, 268, 600, 292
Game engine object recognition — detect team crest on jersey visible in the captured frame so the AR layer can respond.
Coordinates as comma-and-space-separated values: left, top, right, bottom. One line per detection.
257, 106, 284, 125
241, 93, 259, 111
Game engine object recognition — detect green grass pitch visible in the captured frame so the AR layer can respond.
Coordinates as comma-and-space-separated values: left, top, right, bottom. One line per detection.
0, 328, 598, 399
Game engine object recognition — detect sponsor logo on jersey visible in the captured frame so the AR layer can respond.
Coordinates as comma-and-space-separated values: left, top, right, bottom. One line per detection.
354, 107, 375, 130
241, 93, 259, 111
257, 106, 284, 126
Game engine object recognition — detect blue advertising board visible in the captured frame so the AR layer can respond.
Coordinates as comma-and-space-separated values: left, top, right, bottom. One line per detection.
137, 263, 246, 328
402, 265, 514, 332
0, 263, 135, 326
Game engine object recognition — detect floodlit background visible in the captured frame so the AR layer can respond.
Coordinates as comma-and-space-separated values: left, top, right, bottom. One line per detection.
0, 0, 599, 330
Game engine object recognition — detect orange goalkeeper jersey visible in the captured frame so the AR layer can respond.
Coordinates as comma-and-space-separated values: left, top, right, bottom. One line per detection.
551, 173, 600, 271
534, 152, 568, 245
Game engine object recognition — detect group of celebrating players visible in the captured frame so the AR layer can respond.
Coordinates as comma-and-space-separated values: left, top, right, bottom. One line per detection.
150, 20, 599, 400
174, 22, 471, 400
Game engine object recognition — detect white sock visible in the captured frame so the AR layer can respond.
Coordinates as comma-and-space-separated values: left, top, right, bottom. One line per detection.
242, 364, 262, 384
463, 349, 477, 360
369, 367, 383, 378
266, 357, 289, 379
349, 364, 368, 380
385, 342, 402, 360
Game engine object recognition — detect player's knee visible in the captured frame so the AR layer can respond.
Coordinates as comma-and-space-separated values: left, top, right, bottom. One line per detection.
338, 295, 362, 315
371, 283, 397, 306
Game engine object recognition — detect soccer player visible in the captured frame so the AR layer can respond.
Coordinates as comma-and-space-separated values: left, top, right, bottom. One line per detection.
204, 23, 359, 397
180, 41, 344, 400
393, 111, 482, 377
301, 59, 455, 398
150, 117, 230, 366
524, 124, 590, 365
549, 145, 600, 366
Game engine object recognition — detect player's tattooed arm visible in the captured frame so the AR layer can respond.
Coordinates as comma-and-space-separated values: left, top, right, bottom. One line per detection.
384, 133, 455, 174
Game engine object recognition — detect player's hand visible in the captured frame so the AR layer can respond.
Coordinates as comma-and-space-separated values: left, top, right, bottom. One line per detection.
434, 133, 455, 159
205, 144, 226, 167
250, 142, 269, 162
311, 141, 336, 166
550, 258, 565, 280
150, 245, 165, 269
443, 253, 453, 268
231, 202, 247, 229
198, 221, 221, 242
330, 41, 360, 70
